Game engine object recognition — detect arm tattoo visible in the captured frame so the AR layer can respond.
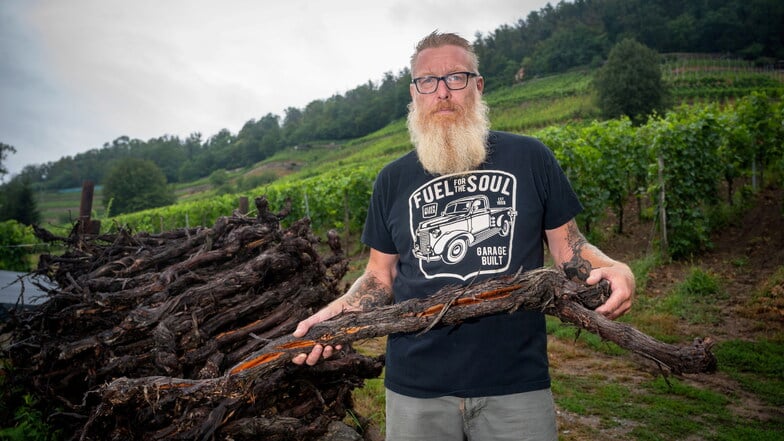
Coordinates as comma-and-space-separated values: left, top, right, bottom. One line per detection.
562, 220, 592, 282
342, 273, 394, 311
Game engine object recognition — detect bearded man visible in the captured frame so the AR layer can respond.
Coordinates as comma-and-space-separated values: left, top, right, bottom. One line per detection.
293, 31, 635, 441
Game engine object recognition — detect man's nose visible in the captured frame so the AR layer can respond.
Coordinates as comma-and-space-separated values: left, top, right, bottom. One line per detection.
435, 78, 451, 99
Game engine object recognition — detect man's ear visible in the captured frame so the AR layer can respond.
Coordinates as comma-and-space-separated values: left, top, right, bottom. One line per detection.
476, 76, 484, 94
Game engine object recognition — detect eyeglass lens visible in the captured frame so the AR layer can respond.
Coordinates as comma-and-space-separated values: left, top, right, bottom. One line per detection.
414, 73, 472, 94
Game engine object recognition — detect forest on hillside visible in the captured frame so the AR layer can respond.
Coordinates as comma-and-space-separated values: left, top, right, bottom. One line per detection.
2, 0, 783, 193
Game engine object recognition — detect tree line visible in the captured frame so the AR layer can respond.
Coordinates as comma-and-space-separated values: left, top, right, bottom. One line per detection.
1, 0, 782, 217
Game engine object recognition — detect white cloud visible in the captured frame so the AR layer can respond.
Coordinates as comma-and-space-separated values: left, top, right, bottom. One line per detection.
0, 0, 549, 177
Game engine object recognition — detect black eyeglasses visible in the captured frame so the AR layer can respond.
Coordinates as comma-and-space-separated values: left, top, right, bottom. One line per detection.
411, 72, 478, 94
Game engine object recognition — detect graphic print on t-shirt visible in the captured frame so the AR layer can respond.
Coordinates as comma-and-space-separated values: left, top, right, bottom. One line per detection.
409, 170, 518, 281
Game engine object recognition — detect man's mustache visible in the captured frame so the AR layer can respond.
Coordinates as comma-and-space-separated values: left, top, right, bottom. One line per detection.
432, 103, 461, 114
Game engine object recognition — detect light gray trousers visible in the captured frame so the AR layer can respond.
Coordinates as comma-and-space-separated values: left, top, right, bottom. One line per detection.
385, 388, 558, 441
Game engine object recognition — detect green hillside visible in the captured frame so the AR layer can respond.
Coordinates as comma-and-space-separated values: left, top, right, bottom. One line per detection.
36, 55, 783, 232
225, 56, 783, 185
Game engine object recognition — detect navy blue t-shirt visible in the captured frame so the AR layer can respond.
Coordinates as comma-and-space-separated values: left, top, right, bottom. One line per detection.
361, 131, 582, 398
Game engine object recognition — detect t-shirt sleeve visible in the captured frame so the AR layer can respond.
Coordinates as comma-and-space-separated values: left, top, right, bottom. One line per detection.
361, 172, 398, 254
541, 144, 583, 230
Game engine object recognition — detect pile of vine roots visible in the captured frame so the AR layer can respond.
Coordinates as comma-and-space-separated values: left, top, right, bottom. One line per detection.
3, 197, 383, 441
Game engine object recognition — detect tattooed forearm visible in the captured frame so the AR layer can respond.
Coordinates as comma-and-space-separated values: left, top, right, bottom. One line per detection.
559, 220, 616, 282
342, 273, 394, 311
562, 220, 592, 281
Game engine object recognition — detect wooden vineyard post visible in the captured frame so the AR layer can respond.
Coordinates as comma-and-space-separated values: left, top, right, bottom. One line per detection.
343, 190, 350, 253
657, 153, 668, 256
78, 180, 101, 236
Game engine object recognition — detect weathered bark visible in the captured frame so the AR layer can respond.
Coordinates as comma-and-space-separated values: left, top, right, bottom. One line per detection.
556, 300, 717, 374
100, 267, 716, 412
241, 268, 717, 376
7, 197, 375, 441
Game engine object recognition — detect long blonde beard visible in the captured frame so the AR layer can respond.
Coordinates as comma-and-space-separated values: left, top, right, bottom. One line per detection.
407, 94, 490, 175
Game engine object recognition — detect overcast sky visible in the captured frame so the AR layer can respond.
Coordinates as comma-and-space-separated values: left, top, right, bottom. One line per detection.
1, 0, 551, 178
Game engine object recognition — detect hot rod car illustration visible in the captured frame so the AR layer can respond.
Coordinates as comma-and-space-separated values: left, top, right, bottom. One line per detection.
413, 195, 516, 264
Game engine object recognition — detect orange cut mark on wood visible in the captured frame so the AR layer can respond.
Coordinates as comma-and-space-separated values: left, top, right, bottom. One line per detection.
416, 286, 520, 317
343, 326, 365, 334
229, 352, 284, 375
417, 304, 446, 317
475, 285, 519, 300
454, 297, 482, 306
215, 320, 262, 340
277, 340, 316, 350
245, 238, 267, 249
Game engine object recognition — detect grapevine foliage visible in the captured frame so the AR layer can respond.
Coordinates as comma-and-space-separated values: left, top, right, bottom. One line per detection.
111, 94, 782, 260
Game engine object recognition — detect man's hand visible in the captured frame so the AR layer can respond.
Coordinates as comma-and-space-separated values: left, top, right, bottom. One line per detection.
586, 263, 635, 320
291, 248, 398, 366
291, 305, 344, 366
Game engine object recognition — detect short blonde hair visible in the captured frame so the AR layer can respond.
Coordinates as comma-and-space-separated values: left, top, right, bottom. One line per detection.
410, 31, 479, 74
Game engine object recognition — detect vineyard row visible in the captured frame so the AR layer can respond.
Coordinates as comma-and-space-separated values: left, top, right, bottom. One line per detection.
111, 92, 783, 259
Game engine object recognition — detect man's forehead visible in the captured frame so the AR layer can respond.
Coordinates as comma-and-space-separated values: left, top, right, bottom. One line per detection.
413, 45, 472, 74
